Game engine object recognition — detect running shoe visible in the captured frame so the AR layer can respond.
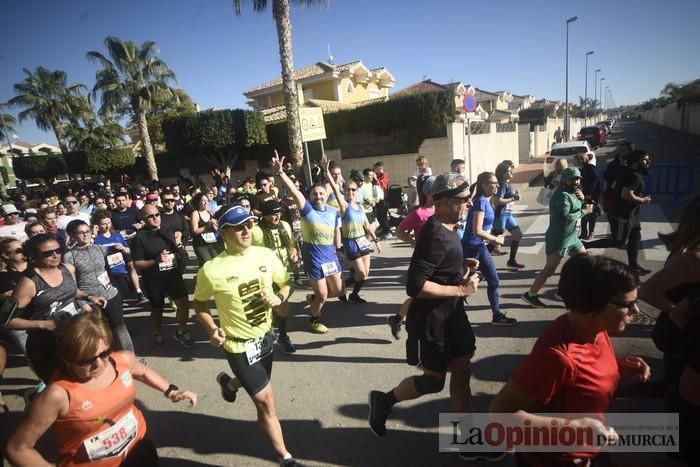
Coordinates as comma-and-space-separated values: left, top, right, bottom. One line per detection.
348, 293, 367, 304
381, 232, 394, 240
174, 330, 195, 349
281, 458, 304, 467
388, 314, 402, 340
631, 265, 652, 276
458, 451, 507, 462
154, 332, 165, 346
309, 320, 328, 334
136, 291, 150, 306
492, 313, 517, 326
521, 292, 546, 308
506, 259, 525, 268
216, 372, 238, 403
368, 390, 391, 437
278, 334, 297, 354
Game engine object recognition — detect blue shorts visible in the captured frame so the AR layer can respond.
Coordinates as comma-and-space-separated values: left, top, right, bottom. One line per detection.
493, 211, 519, 232
303, 248, 342, 281
343, 237, 371, 261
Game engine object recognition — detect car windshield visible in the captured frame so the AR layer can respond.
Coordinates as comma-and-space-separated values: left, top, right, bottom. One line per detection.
580, 127, 598, 134
550, 147, 586, 156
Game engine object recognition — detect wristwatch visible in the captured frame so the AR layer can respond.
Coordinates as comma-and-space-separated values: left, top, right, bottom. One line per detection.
275, 292, 285, 303
164, 384, 178, 398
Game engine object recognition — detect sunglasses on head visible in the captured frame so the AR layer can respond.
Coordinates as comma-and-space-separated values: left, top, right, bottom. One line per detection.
144, 213, 160, 220
75, 348, 111, 367
39, 248, 62, 258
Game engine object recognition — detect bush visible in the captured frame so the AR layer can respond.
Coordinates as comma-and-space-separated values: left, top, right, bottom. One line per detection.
62, 148, 136, 175
266, 89, 454, 159
12, 155, 66, 184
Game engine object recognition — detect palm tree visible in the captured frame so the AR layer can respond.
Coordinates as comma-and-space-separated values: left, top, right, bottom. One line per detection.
9, 67, 87, 153
660, 82, 682, 105
233, 0, 327, 168
66, 114, 125, 152
0, 111, 16, 142
87, 36, 179, 180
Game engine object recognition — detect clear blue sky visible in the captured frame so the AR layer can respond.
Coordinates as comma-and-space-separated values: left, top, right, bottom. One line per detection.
2, 0, 699, 144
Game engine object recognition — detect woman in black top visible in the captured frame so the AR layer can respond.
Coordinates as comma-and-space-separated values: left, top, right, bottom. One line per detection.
8, 234, 107, 382
189, 192, 223, 266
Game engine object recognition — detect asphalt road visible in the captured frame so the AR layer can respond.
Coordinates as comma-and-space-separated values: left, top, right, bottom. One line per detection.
1, 121, 695, 467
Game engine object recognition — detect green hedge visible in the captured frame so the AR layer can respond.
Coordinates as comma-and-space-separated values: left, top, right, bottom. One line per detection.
162, 109, 267, 157
62, 148, 136, 175
12, 155, 66, 183
266, 89, 454, 158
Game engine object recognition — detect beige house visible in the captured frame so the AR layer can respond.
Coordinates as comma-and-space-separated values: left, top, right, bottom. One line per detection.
392, 79, 489, 121
244, 60, 396, 122
0, 141, 62, 186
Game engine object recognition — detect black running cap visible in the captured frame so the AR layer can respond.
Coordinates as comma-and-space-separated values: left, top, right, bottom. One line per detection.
432, 181, 471, 201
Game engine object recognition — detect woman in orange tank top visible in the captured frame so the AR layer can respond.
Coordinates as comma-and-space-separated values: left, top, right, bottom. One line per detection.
6, 313, 197, 466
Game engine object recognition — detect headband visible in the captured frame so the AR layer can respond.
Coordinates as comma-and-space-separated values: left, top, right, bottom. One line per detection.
431, 181, 471, 201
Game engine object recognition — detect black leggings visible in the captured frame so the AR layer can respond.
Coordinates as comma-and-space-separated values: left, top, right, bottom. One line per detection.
580, 213, 597, 238
103, 294, 135, 352
584, 216, 641, 267
122, 438, 159, 466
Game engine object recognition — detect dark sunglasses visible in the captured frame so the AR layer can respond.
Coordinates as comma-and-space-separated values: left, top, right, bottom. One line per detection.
39, 248, 63, 258
65, 200, 79, 205
163, 198, 176, 203
231, 220, 257, 231
76, 348, 111, 367
144, 213, 161, 220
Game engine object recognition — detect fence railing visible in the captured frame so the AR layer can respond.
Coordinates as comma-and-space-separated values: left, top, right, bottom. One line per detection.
599, 163, 696, 205
496, 123, 516, 133
468, 122, 491, 134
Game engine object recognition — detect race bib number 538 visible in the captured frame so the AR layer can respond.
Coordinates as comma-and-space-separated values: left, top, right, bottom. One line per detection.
83, 409, 138, 461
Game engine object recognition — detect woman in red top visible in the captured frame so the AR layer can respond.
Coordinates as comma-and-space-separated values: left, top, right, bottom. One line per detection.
491, 254, 651, 466
7, 313, 197, 466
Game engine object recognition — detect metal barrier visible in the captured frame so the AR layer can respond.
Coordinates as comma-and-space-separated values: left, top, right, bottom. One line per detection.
598, 163, 696, 205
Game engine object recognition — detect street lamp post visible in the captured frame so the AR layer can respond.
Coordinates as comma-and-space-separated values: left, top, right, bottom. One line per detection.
599, 77, 606, 115
584, 51, 594, 125
605, 87, 610, 110
564, 16, 578, 141
593, 68, 601, 120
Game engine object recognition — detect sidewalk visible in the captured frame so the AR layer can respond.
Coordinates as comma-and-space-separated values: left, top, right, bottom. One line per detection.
512, 157, 545, 192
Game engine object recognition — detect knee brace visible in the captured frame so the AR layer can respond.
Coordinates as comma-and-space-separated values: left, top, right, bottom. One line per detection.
413, 374, 445, 395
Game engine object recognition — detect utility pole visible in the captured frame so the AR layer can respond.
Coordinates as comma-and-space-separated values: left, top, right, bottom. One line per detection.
564, 16, 578, 141
584, 51, 594, 124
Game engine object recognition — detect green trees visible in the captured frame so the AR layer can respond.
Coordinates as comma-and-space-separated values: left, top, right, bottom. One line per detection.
87, 36, 180, 181
8, 67, 87, 153
162, 109, 267, 177
233, 0, 327, 168
0, 111, 16, 142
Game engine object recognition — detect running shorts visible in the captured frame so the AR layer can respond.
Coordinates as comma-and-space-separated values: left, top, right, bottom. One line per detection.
302, 248, 342, 281
493, 211, 519, 233
225, 350, 274, 396
142, 271, 188, 309
343, 237, 371, 261
406, 310, 476, 373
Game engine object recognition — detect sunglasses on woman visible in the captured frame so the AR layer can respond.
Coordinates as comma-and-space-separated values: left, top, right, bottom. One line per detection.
76, 348, 111, 367
39, 248, 63, 258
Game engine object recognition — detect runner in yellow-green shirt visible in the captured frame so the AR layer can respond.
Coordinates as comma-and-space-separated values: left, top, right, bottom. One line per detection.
193, 205, 300, 467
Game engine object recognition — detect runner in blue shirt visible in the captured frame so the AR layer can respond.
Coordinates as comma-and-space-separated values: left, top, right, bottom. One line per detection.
270, 152, 345, 334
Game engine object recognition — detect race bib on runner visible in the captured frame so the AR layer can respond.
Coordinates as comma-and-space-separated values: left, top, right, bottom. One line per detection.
97, 271, 111, 289
244, 333, 274, 365
107, 252, 125, 268
201, 232, 217, 244
83, 409, 138, 461
356, 236, 372, 251
50, 301, 80, 322
158, 253, 175, 272
321, 261, 339, 277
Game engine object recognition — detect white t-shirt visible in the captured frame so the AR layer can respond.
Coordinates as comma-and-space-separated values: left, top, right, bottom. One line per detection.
0, 222, 27, 242
58, 212, 91, 230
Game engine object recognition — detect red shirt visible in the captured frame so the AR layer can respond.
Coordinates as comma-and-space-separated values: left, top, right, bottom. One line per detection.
512, 314, 620, 465
375, 171, 389, 195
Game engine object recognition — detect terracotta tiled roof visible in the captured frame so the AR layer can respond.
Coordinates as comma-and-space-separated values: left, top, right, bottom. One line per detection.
244, 61, 367, 95
390, 80, 448, 98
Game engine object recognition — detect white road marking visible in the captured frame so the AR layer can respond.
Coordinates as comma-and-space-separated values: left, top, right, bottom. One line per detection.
517, 203, 672, 262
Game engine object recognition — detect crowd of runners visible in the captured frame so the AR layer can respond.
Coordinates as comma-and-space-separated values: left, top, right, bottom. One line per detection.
0, 144, 698, 466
